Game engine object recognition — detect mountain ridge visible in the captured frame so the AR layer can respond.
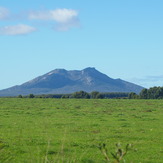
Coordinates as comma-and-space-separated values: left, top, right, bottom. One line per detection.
0, 67, 144, 96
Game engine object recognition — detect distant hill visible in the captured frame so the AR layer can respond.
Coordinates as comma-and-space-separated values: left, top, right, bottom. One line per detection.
0, 67, 144, 96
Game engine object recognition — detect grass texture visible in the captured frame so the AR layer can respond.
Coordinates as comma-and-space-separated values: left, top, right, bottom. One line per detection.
0, 98, 163, 162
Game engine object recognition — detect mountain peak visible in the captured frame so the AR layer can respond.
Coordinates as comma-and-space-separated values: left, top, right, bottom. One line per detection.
83, 67, 96, 71
50, 68, 67, 73
0, 68, 144, 96
82, 67, 99, 74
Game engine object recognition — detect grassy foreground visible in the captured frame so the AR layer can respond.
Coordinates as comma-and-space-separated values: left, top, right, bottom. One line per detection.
0, 98, 163, 162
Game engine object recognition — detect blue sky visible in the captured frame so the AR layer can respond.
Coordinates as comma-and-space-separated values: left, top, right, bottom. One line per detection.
0, 0, 163, 90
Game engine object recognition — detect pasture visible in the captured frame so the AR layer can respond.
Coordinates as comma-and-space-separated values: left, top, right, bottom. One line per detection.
0, 98, 163, 162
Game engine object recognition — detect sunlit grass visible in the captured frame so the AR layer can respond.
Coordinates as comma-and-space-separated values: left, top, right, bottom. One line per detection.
0, 98, 163, 162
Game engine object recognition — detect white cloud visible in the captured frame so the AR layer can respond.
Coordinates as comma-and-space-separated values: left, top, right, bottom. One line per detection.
0, 7, 10, 20
50, 9, 78, 23
0, 24, 37, 35
0, 7, 80, 34
29, 9, 78, 22
29, 8, 80, 31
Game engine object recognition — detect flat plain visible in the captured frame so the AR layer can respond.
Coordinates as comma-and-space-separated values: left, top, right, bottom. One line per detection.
0, 98, 163, 162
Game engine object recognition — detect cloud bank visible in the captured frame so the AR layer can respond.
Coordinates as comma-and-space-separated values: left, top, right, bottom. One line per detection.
0, 6, 80, 35
0, 24, 37, 35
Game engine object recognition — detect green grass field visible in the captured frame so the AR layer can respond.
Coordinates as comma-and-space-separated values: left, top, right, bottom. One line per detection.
0, 98, 163, 162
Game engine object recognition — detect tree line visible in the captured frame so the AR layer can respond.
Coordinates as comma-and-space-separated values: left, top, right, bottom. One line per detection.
13, 87, 163, 99
129, 86, 163, 99
17, 91, 129, 99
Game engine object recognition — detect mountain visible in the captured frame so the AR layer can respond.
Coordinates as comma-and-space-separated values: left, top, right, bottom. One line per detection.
0, 67, 144, 96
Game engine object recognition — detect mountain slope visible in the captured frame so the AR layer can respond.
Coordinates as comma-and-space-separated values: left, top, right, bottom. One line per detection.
0, 67, 144, 96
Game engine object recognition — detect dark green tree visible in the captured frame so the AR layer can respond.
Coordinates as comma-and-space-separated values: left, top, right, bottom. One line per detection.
18, 95, 23, 98
128, 92, 139, 99
96, 93, 104, 99
155, 87, 163, 99
139, 86, 163, 99
71, 91, 90, 99
29, 94, 35, 98
90, 91, 100, 99
139, 88, 148, 99
147, 87, 158, 99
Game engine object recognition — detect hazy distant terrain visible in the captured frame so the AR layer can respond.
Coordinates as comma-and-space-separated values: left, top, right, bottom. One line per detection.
0, 68, 144, 96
